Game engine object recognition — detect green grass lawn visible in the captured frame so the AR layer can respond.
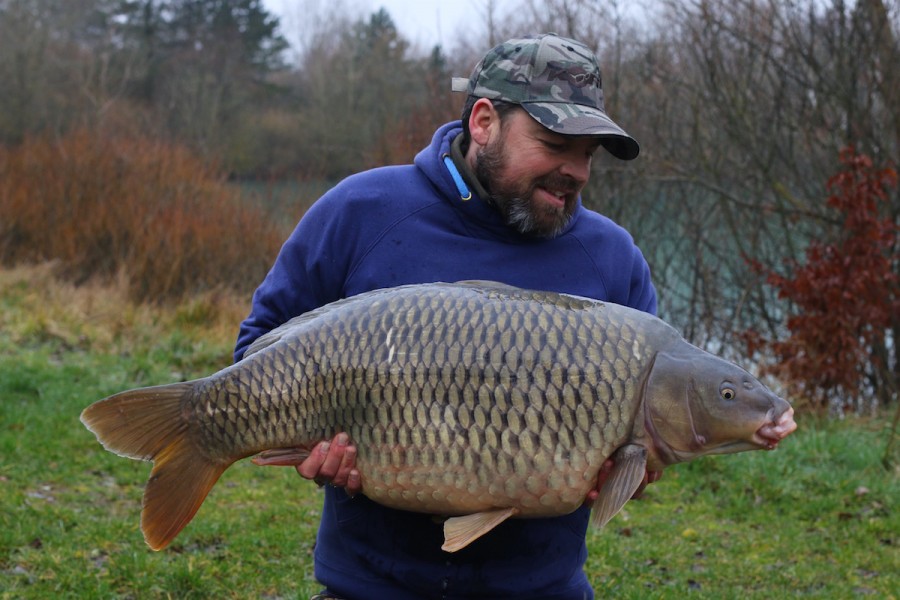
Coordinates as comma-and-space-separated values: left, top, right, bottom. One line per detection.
1, 268, 897, 599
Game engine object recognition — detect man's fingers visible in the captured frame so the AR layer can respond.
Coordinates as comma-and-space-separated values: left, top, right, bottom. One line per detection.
295, 440, 330, 480
585, 462, 662, 505
585, 459, 615, 505
346, 469, 361, 496
294, 433, 359, 492
329, 443, 357, 487
630, 470, 662, 500
317, 432, 350, 480
597, 458, 615, 487
631, 470, 650, 499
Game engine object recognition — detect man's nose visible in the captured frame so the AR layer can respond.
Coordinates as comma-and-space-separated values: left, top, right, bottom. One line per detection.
558, 152, 591, 184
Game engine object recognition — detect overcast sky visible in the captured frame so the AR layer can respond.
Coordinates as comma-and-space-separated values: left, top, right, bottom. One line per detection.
263, 0, 495, 53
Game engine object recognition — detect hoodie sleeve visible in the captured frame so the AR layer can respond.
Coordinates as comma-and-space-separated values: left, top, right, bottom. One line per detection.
627, 243, 657, 317
233, 188, 355, 362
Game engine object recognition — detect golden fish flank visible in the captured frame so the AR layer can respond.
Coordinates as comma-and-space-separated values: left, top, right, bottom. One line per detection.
80, 281, 797, 553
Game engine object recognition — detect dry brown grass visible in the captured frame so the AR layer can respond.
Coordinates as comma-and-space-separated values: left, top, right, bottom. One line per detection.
0, 130, 283, 302
0, 262, 246, 357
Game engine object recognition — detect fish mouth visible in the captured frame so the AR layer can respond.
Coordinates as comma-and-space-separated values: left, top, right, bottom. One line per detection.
643, 390, 798, 463
703, 405, 798, 455
751, 406, 797, 450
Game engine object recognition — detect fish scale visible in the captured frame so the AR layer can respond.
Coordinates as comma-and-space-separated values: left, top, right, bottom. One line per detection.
188, 284, 655, 517
80, 281, 796, 552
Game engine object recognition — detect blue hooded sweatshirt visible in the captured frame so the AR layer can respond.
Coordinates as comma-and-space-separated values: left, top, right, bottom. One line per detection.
235, 121, 656, 599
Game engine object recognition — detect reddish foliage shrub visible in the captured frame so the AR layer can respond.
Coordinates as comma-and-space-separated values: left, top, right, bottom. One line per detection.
0, 130, 284, 301
744, 147, 898, 409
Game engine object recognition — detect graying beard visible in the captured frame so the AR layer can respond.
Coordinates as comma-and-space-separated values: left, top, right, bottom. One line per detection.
475, 143, 570, 238
503, 196, 571, 239
504, 196, 537, 235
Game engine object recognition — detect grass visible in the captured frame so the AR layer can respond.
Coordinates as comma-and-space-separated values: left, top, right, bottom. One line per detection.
1, 265, 897, 599
585, 421, 897, 598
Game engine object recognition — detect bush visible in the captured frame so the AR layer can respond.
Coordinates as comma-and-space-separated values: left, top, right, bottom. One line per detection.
743, 148, 898, 412
0, 130, 283, 302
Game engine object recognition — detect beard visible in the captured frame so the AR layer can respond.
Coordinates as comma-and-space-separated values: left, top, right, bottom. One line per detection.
475, 139, 579, 239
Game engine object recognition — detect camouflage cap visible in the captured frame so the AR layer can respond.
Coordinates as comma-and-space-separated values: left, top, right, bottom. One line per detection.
452, 33, 639, 160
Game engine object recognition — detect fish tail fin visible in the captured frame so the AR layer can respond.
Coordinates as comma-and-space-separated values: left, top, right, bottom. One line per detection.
80, 382, 229, 551
141, 430, 227, 551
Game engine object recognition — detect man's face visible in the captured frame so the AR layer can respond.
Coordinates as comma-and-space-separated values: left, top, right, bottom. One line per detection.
475, 108, 601, 238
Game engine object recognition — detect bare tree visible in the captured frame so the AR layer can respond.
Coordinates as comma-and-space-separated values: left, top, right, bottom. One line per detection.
0, 0, 134, 142
458, 0, 900, 392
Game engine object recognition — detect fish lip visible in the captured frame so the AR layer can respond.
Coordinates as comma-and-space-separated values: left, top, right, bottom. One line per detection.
751, 405, 797, 450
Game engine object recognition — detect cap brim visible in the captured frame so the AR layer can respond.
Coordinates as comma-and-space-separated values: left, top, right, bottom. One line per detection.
522, 103, 640, 161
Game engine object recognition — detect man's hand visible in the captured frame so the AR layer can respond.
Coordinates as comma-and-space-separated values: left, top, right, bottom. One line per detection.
297, 432, 362, 494
252, 433, 361, 495
585, 459, 662, 505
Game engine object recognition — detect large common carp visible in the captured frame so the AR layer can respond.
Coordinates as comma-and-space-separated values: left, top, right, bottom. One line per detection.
81, 281, 796, 552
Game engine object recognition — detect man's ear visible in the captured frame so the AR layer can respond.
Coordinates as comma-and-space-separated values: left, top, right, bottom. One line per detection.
468, 98, 500, 147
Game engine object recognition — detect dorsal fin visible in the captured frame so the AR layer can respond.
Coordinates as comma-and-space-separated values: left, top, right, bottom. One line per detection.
244, 287, 402, 357
244, 281, 524, 359
454, 280, 523, 292
244, 308, 328, 357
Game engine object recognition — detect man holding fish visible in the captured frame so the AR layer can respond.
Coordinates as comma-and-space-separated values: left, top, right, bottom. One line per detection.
77, 32, 795, 599
235, 32, 659, 599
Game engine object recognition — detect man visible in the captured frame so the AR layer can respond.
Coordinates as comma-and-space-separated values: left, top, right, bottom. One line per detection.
235, 33, 657, 600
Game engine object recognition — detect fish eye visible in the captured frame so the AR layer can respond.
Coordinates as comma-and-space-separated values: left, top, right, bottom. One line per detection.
720, 387, 736, 401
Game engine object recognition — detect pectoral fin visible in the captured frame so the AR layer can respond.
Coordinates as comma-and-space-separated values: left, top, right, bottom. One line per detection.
442, 507, 519, 552
591, 444, 648, 528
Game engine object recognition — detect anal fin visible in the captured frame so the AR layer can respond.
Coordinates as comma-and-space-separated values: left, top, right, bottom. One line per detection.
251, 447, 312, 466
591, 444, 648, 528
442, 507, 519, 552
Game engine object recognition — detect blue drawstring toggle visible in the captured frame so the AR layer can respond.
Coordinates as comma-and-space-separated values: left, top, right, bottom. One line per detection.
443, 155, 472, 201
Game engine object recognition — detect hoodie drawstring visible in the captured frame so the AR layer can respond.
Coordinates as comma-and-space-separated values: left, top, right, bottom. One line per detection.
442, 155, 472, 201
